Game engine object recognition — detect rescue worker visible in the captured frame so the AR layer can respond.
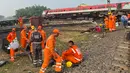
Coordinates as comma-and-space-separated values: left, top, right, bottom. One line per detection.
28, 25, 35, 39
30, 29, 43, 67
62, 41, 83, 64
20, 26, 29, 50
39, 29, 62, 73
112, 14, 117, 31
104, 16, 109, 29
108, 13, 115, 32
121, 14, 128, 28
28, 25, 35, 53
128, 13, 130, 20
7, 28, 16, 62
18, 17, 23, 28
38, 26, 46, 49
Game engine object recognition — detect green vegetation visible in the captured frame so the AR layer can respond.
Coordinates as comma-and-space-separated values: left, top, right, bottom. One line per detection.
15, 5, 50, 18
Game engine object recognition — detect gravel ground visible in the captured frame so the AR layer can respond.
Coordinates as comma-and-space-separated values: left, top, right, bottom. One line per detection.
63, 29, 127, 73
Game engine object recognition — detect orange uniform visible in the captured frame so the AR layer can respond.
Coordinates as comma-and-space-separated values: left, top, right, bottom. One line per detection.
38, 30, 46, 49
62, 45, 83, 64
20, 29, 28, 49
112, 15, 117, 31
28, 29, 34, 53
18, 17, 23, 28
39, 35, 62, 73
104, 17, 109, 29
7, 30, 16, 62
28, 29, 34, 39
108, 14, 115, 31
128, 14, 130, 19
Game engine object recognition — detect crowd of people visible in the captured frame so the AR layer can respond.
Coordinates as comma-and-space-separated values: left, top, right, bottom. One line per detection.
6, 12, 130, 73
104, 12, 117, 32
104, 12, 130, 31
6, 24, 83, 73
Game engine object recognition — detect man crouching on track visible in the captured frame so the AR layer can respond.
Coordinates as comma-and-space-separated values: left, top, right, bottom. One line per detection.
30, 29, 43, 67
62, 41, 83, 66
39, 29, 62, 73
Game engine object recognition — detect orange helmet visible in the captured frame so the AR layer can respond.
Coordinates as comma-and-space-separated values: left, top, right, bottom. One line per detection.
53, 28, 60, 34
38, 26, 42, 30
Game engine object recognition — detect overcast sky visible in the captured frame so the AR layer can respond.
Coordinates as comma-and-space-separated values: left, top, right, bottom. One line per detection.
0, 0, 130, 17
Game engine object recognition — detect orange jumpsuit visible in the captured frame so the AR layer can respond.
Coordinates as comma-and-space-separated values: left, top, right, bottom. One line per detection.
104, 17, 109, 29
28, 29, 34, 53
112, 15, 117, 31
38, 30, 46, 49
62, 45, 83, 64
28, 29, 34, 39
39, 35, 62, 73
128, 14, 130, 19
108, 15, 115, 31
18, 17, 23, 28
7, 32, 16, 61
20, 29, 28, 49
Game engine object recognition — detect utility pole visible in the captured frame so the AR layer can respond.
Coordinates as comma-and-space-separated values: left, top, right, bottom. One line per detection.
107, 0, 111, 13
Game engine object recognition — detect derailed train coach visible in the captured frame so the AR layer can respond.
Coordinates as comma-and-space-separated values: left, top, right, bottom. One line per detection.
0, 19, 18, 27
0, 18, 29, 27
42, 2, 130, 21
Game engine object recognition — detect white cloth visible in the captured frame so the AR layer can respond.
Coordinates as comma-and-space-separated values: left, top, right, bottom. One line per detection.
7, 38, 19, 50
116, 22, 119, 27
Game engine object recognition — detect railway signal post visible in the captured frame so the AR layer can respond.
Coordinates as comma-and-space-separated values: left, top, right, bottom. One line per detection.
107, 0, 111, 13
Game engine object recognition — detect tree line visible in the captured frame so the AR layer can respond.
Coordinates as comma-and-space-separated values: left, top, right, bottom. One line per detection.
15, 5, 50, 18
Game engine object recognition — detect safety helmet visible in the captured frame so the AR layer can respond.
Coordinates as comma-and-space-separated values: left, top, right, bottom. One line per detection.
53, 28, 60, 34
31, 26, 35, 30
66, 61, 72, 68
108, 12, 111, 15
99, 24, 103, 27
38, 26, 42, 30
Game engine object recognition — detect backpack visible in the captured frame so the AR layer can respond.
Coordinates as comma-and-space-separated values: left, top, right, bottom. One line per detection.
31, 31, 42, 42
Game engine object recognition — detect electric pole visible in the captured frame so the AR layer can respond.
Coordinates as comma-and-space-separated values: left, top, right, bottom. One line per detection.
107, 0, 111, 13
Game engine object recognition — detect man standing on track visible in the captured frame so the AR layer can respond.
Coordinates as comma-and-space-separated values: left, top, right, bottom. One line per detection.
30, 29, 43, 67
20, 26, 29, 51
39, 29, 62, 73
38, 26, 46, 49
7, 28, 16, 62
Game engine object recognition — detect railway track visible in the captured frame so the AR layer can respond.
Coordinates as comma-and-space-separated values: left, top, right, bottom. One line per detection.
109, 40, 130, 73
0, 22, 91, 34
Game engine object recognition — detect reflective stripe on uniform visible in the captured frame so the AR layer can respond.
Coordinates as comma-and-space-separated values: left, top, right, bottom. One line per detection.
55, 66, 61, 68
74, 57, 82, 62
11, 57, 14, 59
56, 62, 61, 65
71, 48, 76, 53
